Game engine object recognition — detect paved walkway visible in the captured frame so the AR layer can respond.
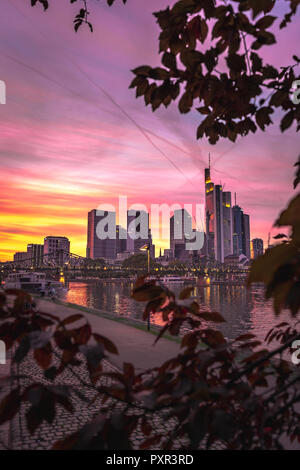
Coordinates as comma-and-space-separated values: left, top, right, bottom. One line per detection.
0, 356, 12, 450
36, 299, 181, 373
7, 300, 189, 450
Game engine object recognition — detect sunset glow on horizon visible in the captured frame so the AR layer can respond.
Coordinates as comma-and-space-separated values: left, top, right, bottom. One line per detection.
0, 0, 299, 261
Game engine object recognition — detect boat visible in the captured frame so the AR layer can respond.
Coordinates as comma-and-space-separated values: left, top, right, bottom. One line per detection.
3, 271, 46, 292
3, 271, 68, 296
159, 276, 197, 283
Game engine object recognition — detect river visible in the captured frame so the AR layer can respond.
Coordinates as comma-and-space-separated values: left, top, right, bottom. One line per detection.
60, 280, 294, 344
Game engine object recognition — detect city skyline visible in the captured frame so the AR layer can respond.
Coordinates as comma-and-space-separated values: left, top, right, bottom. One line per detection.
0, 1, 298, 261
11, 166, 252, 265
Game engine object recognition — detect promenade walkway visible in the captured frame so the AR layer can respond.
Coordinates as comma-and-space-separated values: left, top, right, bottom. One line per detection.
8, 299, 187, 450
36, 298, 181, 372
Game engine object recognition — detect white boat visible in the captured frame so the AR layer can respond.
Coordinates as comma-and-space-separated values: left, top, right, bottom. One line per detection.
3, 272, 68, 295
4, 271, 46, 291
159, 276, 197, 283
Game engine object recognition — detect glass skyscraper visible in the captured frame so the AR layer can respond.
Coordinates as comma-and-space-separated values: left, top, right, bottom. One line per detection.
205, 163, 250, 263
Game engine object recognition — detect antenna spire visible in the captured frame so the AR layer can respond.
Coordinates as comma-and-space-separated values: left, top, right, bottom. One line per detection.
209, 153, 211, 170
235, 192, 237, 206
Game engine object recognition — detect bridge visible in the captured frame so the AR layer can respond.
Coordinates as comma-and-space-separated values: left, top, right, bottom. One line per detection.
0, 250, 249, 284
1, 250, 87, 272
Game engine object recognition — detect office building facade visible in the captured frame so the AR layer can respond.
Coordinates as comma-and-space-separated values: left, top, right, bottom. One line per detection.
86, 210, 117, 260
251, 238, 264, 259
205, 164, 250, 264
232, 206, 251, 260
127, 210, 154, 256
170, 208, 193, 261
222, 192, 233, 259
27, 244, 44, 267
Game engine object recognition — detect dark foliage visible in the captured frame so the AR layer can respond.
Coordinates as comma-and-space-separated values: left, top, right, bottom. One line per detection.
1, 161, 300, 449
129, 0, 300, 143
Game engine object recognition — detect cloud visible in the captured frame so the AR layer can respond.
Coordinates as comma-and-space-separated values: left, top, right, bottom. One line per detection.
0, 0, 299, 259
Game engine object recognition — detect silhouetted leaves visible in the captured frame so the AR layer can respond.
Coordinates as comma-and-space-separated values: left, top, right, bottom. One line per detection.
128, 0, 299, 143
0, 388, 21, 425
294, 156, 300, 189
132, 283, 165, 302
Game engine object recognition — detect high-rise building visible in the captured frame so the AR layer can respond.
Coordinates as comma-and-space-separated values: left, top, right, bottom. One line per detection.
205, 164, 227, 263
222, 192, 233, 259
27, 244, 44, 267
242, 214, 251, 260
170, 208, 193, 260
13, 251, 30, 266
86, 210, 117, 260
252, 238, 264, 259
116, 225, 127, 255
205, 162, 250, 264
44, 236, 70, 265
232, 206, 251, 259
205, 166, 215, 259
13, 244, 44, 267
214, 184, 224, 263
232, 205, 243, 256
127, 210, 154, 256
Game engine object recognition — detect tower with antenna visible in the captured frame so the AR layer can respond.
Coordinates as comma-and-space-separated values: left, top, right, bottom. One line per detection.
205, 153, 212, 184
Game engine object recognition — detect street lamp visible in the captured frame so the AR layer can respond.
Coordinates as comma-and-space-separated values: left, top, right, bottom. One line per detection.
140, 243, 151, 331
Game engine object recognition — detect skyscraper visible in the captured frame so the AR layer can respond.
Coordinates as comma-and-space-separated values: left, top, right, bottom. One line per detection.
252, 238, 264, 259
232, 205, 243, 256
205, 165, 215, 259
27, 244, 44, 267
116, 225, 127, 254
222, 192, 233, 259
86, 210, 117, 260
205, 162, 226, 263
44, 236, 70, 265
214, 184, 224, 263
242, 214, 251, 260
127, 210, 153, 255
170, 208, 193, 260
232, 206, 251, 259
204, 161, 250, 264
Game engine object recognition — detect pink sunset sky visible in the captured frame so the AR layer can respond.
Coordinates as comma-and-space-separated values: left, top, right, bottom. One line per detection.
0, 0, 299, 260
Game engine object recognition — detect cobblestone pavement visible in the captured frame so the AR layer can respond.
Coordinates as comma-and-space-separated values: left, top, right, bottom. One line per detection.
0, 357, 12, 450
10, 351, 202, 450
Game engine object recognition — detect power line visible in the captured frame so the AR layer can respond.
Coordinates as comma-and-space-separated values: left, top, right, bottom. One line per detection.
7, 1, 207, 234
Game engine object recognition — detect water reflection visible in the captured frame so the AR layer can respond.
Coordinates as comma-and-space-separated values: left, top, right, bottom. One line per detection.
62, 281, 293, 343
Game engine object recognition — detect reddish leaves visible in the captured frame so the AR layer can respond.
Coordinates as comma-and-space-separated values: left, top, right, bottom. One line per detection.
0, 388, 21, 425
94, 333, 118, 355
